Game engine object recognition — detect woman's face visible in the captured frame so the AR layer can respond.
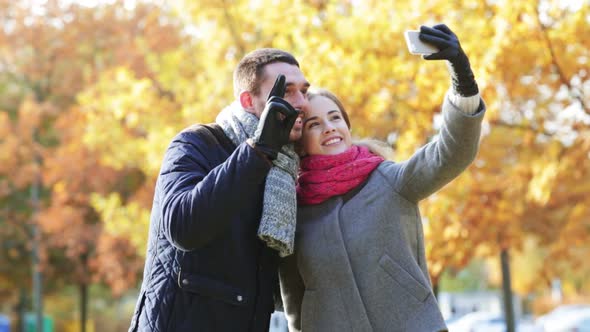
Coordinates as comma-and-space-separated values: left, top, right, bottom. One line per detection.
301, 95, 352, 156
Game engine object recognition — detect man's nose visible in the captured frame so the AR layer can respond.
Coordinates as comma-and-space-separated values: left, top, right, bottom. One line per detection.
288, 92, 308, 110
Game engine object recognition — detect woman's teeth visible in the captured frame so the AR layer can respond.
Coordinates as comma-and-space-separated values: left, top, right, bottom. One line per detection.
324, 138, 341, 146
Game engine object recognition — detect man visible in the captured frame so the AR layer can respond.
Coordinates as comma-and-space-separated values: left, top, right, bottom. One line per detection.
129, 48, 310, 332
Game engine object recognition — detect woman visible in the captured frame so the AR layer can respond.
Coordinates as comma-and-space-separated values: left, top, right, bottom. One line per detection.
279, 24, 485, 332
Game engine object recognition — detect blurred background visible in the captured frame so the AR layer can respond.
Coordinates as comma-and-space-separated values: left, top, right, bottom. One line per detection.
0, 0, 589, 331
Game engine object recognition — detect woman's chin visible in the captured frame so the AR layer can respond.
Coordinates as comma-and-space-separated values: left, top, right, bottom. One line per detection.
321, 144, 348, 155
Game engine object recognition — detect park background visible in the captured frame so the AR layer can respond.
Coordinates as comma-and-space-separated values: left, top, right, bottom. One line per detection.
0, 0, 589, 330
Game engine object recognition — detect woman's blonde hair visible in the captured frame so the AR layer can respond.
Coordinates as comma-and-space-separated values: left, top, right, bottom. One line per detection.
354, 139, 395, 160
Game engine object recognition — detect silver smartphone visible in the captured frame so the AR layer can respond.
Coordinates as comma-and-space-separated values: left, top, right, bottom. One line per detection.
404, 30, 438, 55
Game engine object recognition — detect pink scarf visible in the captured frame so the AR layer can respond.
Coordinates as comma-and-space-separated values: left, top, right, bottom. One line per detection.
297, 145, 385, 205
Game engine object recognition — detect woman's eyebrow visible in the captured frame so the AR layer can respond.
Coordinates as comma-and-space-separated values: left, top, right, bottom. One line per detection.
303, 110, 340, 125
303, 116, 318, 125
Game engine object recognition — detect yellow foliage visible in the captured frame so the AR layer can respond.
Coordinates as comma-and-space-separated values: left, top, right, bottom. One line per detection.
91, 193, 150, 256
2, 0, 589, 300
527, 161, 559, 204
78, 67, 182, 175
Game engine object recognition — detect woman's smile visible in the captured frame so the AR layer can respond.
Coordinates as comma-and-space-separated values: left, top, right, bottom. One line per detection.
322, 137, 343, 146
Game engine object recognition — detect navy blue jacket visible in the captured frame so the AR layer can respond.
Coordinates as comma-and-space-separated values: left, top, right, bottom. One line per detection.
129, 124, 279, 332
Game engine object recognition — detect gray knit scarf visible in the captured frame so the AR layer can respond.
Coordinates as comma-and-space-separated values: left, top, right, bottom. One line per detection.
216, 101, 299, 257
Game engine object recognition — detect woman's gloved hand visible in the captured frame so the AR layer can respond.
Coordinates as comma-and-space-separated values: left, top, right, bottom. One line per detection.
419, 24, 479, 97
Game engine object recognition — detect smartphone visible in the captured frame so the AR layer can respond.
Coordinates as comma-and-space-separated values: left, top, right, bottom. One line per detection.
404, 30, 438, 55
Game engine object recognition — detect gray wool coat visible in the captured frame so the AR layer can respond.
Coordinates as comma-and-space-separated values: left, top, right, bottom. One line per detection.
279, 97, 485, 332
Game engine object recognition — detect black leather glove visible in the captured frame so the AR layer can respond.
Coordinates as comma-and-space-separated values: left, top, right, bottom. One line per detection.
252, 74, 300, 160
419, 24, 479, 97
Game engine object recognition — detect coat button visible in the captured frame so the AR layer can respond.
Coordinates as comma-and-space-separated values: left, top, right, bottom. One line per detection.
236, 295, 243, 302
182, 279, 189, 285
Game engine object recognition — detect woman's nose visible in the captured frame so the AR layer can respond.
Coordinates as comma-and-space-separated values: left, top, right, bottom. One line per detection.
323, 122, 336, 133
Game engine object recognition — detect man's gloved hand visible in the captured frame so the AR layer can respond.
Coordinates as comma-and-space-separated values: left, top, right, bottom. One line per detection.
419, 24, 479, 97
252, 74, 300, 160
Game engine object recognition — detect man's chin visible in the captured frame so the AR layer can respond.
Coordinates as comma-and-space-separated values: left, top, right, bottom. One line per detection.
289, 130, 302, 142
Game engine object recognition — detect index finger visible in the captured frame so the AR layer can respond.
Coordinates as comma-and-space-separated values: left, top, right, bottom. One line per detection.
267, 74, 286, 100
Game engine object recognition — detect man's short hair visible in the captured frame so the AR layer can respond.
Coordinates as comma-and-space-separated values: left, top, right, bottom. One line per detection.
233, 48, 299, 98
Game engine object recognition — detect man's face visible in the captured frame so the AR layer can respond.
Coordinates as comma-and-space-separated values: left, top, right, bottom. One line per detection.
252, 62, 310, 141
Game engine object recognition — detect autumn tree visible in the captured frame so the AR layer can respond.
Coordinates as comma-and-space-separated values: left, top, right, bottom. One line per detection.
0, 0, 184, 329
81, 0, 590, 298
2, 0, 588, 330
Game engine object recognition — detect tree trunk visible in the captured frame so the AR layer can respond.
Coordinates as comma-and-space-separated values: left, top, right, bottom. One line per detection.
31, 175, 43, 332
16, 288, 26, 332
433, 281, 440, 299
501, 248, 515, 332
80, 283, 88, 332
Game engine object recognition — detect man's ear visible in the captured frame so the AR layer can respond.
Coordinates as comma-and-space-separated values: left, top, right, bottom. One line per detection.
239, 91, 255, 113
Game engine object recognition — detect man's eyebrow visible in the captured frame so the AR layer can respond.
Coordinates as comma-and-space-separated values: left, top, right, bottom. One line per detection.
285, 81, 311, 88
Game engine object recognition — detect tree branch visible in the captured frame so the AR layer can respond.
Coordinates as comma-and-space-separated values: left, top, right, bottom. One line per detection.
534, 5, 588, 114
221, 0, 246, 57
488, 118, 555, 137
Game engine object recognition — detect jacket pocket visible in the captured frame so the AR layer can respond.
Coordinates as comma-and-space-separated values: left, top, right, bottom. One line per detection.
178, 271, 249, 306
379, 254, 430, 302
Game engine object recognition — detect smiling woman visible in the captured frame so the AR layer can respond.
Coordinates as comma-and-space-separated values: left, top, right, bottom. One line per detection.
280, 24, 487, 332
300, 89, 352, 156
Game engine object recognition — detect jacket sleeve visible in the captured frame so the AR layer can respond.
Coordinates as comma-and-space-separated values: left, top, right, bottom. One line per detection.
379, 96, 485, 203
158, 130, 271, 251
279, 254, 304, 332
